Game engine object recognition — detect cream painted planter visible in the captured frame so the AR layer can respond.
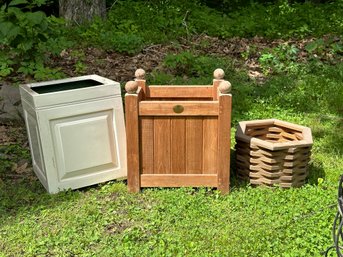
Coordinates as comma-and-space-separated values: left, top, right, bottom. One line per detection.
20, 75, 127, 193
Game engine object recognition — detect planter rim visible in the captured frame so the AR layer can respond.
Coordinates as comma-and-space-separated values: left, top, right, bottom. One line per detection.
235, 118, 313, 151
21, 74, 114, 89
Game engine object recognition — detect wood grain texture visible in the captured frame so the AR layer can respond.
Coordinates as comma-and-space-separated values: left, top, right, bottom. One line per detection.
126, 73, 232, 192
186, 117, 203, 174
148, 86, 212, 98
139, 101, 219, 116
217, 94, 232, 193
141, 174, 217, 187
136, 79, 148, 99
236, 119, 311, 188
147, 98, 213, 101
212, 79, 222, 100
154, 118, 171, 174
140, 117, 154, 174
171, 118, 186, 174
203, 117, 218, 174
125, 94, 140, 192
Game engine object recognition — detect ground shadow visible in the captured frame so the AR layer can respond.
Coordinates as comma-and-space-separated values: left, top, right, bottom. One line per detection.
0, 175, 104, 220
310, 114, 343, 157
307, 162, 326, 186
229, 148, 251, 190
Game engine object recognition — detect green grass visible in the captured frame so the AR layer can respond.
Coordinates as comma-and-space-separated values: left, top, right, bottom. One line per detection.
1, 59, 342, 256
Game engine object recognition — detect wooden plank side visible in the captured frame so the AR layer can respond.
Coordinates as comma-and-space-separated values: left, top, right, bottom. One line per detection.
171, 118, 186, 174
140, 117, 154, 174
186, 117, 203, 174
212, 79, 222, 100
203, 117, 218, 174
139, 101, 219, 116
148, 86, 212, 98
125, 94, 140, 192
136, 79, 148, 99
217, 94, 232, 193
141, 174, 217, 187
154, 118, 171, 174
147, 98, 213, 101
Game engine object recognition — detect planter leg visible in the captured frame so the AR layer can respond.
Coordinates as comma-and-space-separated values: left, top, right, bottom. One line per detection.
125, 82, 141, 193
217, 90, 232, 194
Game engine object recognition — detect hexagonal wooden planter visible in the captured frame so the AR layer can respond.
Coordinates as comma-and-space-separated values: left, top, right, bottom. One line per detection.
235, 119, 312, 188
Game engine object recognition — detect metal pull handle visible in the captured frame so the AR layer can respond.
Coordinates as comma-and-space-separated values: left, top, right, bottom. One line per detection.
173, 105, 184, 114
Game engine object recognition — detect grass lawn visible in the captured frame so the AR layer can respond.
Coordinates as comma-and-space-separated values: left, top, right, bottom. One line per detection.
1, 56, 342, 256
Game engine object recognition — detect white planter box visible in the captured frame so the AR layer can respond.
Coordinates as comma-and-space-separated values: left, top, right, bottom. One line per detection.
20, 75, 127, 193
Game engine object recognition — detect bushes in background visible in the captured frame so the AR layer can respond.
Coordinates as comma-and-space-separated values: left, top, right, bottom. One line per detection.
1, 0, 343, 79
0, 0, 70, 80
79, 0, 343, 52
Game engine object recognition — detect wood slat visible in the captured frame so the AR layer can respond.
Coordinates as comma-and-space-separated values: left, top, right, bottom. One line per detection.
147, 97, 213, 101
281, 132, 298, 141
139, 101, 219, 116
148, 86, 213, 98
125, 93, 140, 192
140, 174, 218, 187
212, 79, 221, 100
217, 94, 232, 193
171, 118, 186, 174
154, 118, 171, 174
274, 120, 304, 132
203, 117, 218, 174
247, 129, 270, 137
186, 118, 203, 174
140, 117, 154, 174
136, 80, 148, 99
268, 127, 284, 133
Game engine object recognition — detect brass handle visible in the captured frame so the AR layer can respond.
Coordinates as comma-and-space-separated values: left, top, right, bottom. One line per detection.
173, 105, 184, 114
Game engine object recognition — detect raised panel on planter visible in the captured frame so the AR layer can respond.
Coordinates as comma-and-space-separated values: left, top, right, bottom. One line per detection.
125, 69, 232, 193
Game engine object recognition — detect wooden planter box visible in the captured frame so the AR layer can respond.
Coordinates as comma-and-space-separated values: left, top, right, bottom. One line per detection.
235, 119, 313, 188
125, 69, 232, 193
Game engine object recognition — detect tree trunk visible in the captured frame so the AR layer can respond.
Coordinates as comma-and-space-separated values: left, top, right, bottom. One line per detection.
59, 0, 106, 24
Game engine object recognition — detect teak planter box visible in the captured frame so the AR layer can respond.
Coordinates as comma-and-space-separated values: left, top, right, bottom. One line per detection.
125, 69, 232, 193
235, 119, 313, 188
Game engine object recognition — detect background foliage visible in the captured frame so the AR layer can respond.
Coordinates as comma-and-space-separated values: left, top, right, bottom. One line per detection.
1, 0, 343, 78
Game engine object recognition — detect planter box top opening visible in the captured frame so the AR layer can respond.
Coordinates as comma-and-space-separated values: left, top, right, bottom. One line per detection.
31, 79, 102, 94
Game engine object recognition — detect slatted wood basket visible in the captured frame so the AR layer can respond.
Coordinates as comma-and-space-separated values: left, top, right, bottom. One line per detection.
235, 119, 313, 188
125, 69, 232, 193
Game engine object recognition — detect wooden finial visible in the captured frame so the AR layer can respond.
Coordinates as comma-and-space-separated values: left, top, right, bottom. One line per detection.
125, 81, 139, 94
214, 68, 225, 79
135, 69, 146, 80
219, 80, 231, 94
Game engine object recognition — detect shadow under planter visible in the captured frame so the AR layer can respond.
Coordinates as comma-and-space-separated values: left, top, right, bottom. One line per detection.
235, 119, 313, 188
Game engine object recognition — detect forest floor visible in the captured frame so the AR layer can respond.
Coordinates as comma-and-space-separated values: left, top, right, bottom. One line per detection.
50, 35, 342, 83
